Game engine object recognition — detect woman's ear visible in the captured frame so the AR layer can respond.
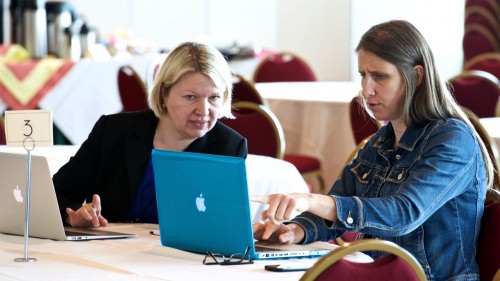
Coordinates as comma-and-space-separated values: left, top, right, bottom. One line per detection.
414, 65, 424, 86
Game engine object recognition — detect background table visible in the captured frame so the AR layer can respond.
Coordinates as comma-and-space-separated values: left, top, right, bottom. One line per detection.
479, 117, 500, 167
255, 82, 361, 191
0, 54, 157, 145
0, 145, 309, 223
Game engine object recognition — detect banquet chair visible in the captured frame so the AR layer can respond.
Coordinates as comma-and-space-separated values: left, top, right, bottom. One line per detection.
220, 101, 285, 159
145, 53, 167, 93
299, 239, 427, 281
448, 70, 500, 118
232, 73, 265, 105
464, 5, 499, 39
462, 107, 500, 190
463, 23, 499, 63
253, 51, 317, 82
464, 52, 500, 79
0, 116, 6, 145
465, 0, 500, 20
117, 65, 149, 112
349, 96, 382, 145
477, 202, 500, 281
222, 101, 325, 192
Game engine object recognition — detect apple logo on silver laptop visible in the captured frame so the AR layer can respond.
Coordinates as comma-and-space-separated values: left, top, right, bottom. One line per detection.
13, 185, 24, 203
195, 193, 206, 212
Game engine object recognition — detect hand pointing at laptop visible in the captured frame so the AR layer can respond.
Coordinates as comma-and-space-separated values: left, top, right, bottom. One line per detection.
250, 193, 337, 244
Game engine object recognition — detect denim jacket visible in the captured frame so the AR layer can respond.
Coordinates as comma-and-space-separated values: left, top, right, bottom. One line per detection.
292, 118, 487, 281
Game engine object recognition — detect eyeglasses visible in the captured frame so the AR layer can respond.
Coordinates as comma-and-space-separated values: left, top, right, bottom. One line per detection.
202, 246, 254, 265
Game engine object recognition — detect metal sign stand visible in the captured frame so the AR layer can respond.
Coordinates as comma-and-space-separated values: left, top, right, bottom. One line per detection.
15, 137, 37, 262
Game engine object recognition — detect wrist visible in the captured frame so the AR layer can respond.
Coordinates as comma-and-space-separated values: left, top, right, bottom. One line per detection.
287, 223, 306, 244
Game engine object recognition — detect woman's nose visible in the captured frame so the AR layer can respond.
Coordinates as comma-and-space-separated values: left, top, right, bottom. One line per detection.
361, 79, 375, 98
195, 99, 210, 115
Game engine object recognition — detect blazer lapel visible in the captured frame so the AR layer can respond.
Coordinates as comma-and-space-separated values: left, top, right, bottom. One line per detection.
125, 112, 157, 197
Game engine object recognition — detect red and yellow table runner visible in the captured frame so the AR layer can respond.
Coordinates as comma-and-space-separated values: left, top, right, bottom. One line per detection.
0, 44, 75, 110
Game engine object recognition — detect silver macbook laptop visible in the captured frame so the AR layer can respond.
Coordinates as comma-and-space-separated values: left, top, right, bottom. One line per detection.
152, 149, 331, 260
0, 152, 136, 241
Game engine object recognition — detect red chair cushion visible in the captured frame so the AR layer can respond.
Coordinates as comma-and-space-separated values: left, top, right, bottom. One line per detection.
254, 53, 317, 82
0, 120, 5, 145
283, 154, 321, 173
349, 97, 379, 144
467, 59, 500, 79
220, 111, 280, 158
316, 254, 421, 281
450, 74, 500, 118
477, 202, 500, 281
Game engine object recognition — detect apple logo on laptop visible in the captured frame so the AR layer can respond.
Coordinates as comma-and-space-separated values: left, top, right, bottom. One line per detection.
195, 193, 206, 212
13, 185, 24, 203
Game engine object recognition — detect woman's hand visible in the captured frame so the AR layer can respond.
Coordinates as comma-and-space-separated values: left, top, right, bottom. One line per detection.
253, 221, 305, 244
65, 194, 108, 228
251, 192, 337, 243
251, 193, 312, 223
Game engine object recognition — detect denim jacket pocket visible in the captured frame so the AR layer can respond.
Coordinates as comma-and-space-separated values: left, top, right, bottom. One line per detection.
386, 166, 408, 183
350, 162, 374, 185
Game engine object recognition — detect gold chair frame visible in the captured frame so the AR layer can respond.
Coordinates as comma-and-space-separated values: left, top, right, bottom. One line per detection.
300, 239, 427, 281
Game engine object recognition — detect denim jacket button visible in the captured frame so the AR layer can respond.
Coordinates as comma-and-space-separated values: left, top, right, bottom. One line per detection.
395, 154, 401, 160
346, 211, 354, 224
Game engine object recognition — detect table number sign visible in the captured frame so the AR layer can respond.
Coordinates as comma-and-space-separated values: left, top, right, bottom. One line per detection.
4, 110, 53, 147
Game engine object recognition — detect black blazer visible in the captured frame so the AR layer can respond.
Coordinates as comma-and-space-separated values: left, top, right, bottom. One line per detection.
53, 110, 247, 222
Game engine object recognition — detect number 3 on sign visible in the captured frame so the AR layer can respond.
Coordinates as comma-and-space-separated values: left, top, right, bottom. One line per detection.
4, 110, 53, 147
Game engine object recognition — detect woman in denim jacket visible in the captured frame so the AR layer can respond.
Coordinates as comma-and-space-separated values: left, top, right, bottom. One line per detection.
253, 20, 495, 281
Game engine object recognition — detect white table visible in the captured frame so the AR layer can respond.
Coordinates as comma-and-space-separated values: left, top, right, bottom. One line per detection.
255, 82, 361, 191
480, 117, 500, 167
0, 223, 372, 281
0, 145, 309, 223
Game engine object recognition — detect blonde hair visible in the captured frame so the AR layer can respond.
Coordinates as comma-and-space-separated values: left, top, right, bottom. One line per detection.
149, 42, 233, 118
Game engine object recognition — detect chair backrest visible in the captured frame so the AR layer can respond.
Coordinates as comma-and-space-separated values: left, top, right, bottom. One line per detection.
0, 115, 6, 145
232, 73, 265, 105
349, 96, 381, 145
449, 70, 500, 118
464, 5, 499, 37
253, 51, 317, 83
463, 23, 499, 62
462, 107, 500, 190
219, 101, 285, 159
117, 65, 149, 112
464, 52, 500, 79
300, 239, 427, 281
465, 0, 500, 20
477, 202, 500, 281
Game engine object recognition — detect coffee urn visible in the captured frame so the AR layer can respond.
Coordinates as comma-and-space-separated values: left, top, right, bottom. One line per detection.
23, 0, 48, 58
9, 0, 25, 46
46, 1, 74, 58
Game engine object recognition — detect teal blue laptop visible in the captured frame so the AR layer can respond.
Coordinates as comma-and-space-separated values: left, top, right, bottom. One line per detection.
151, 149, 331, 260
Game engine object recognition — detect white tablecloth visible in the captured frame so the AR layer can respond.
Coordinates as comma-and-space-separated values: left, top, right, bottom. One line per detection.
479, 117, 500, 167
0, 146, 309, 223
35, 55, 158, 145
255, 82, 361, 191
0, 223, 372, 281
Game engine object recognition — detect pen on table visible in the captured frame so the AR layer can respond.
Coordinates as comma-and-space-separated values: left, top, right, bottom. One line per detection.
149, 230, 160, 236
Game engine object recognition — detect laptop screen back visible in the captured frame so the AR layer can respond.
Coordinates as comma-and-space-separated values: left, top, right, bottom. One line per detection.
0, 152, 67, 240
152, 149, 256, 258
